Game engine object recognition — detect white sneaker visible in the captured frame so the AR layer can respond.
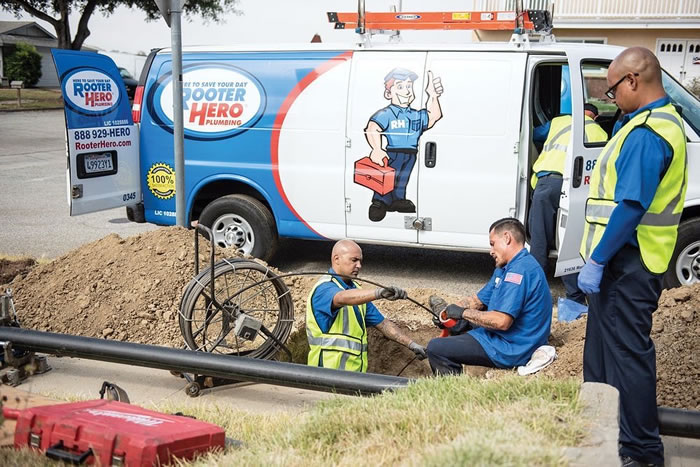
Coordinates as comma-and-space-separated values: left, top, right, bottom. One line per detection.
517, 345, 557, 376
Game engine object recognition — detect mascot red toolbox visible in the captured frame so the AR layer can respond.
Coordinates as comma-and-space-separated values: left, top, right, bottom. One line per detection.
51, 4, 700, 288
3, 399, 225, 465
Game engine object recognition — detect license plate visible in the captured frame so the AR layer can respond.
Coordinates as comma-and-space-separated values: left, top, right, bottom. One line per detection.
84, 152, 114, 173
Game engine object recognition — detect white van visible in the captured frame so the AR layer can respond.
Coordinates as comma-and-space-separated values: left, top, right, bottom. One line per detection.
54, 29, 700, 288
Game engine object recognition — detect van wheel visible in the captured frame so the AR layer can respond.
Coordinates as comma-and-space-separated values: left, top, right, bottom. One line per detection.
199, 195, 278, 261
663, 218, 700, 289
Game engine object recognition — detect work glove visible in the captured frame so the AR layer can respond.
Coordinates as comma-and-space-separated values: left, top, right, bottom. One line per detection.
445, 304, 466, 321
577, 260, 604, 295
375, 286, 407, 301
408, 341, 427, 360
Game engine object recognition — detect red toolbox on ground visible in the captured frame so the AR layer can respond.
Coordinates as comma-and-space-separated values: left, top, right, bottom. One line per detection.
7, 399, 226, 466
354, 156, 395, 195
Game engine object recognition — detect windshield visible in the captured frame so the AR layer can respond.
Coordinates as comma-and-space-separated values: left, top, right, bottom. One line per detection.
662, 71, 700, 136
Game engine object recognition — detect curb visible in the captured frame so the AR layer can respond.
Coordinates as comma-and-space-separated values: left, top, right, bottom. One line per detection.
0, 107, 63, 113
565, 382, 620, 466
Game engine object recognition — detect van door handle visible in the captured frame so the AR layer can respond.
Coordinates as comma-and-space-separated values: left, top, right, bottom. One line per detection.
425, 142, 437, 168
572, 156, 583, 188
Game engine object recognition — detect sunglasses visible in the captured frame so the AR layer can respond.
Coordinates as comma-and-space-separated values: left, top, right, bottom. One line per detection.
605, 72, 640, 99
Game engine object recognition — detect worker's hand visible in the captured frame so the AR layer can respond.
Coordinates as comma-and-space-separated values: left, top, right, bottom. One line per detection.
375, 286, 407, 301
425, 70, 443, 98
577, 260, 604, 295
369, 148, 389, 166
445, 304, 466, 321
408, 341, 427, 360
432, 315, 446, 329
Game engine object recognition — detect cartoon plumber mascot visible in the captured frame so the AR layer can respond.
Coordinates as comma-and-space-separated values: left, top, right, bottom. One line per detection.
364, 68, 443, 222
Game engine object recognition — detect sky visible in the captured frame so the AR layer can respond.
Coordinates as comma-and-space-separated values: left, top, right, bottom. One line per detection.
1, 0, 475, 55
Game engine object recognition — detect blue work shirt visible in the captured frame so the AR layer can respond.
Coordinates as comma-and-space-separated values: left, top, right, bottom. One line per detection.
591, 96, 673, 264
370, 104, 428, 150
310, 268, 385, 333
471, 249, 552, 368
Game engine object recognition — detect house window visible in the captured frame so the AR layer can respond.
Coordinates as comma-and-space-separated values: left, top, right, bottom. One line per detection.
661, 44, 666, 52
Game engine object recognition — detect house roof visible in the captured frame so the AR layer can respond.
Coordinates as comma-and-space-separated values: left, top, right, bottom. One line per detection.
0, 21, 56, 39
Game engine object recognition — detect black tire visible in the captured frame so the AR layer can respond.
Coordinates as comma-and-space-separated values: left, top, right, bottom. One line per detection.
198, 194, 278, 261
663, 218, 700, 289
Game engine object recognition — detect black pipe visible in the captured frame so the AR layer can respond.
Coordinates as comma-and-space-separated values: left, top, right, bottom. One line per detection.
659, 406, 700, 439
0, 328, 410, 397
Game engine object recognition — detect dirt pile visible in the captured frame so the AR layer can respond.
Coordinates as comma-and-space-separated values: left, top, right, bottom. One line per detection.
544, 284, 700, 410
1, 227, 698, 408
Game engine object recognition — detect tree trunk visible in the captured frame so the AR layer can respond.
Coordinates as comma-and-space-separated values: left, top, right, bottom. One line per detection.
71, 0, 98, 50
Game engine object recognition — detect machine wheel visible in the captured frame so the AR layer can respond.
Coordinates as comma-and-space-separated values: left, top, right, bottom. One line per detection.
185, 382, 201, 398
664, 218, 700, 288
199, 194, 278, 262
179, 259, 294, 360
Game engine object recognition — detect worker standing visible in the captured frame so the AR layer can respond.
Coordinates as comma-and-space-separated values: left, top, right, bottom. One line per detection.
306, 239, 426, 372
578, 47, 687, 467
529, 103, 608, 315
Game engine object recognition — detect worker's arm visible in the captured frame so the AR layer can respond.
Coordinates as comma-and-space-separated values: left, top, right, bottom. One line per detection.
456, 294, 486, 311
332, 288, 377, 307
461, 309, 514, 331
375, 319, 413, 347
364, 120, 388, 166
425, 70, 443, 129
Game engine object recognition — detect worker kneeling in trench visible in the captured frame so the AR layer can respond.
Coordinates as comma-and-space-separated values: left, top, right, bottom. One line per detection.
427, 218, 553, 375
306, 239, 426, 373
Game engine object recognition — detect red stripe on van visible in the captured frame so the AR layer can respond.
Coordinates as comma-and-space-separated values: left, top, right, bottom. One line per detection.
270, 50, 353, 238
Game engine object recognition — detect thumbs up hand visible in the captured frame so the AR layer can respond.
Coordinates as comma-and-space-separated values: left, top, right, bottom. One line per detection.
426, 70, 443, 98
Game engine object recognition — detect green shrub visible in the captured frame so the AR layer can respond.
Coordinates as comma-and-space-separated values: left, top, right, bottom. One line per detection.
5, 42, 42, 87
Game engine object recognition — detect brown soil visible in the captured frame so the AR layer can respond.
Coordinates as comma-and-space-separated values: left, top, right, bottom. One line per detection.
1, 226, 698, 409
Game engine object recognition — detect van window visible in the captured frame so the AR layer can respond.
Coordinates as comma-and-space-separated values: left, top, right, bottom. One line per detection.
581, 61, 616, 143
662, 71, 700, 136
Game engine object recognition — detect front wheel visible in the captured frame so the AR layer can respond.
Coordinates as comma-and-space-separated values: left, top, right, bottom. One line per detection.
199, 194, 278, 261
663, 218, 700, 288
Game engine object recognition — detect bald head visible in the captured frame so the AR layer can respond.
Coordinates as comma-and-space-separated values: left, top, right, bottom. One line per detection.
331, 239, 363, 280
608, 47, 666, 113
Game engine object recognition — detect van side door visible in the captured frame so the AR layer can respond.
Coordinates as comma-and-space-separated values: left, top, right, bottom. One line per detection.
417, 52, 527, 249
555, 51, 618, 276
345, 51, 426, 244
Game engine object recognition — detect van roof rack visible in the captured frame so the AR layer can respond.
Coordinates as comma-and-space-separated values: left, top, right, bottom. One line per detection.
328, 0, 553, 46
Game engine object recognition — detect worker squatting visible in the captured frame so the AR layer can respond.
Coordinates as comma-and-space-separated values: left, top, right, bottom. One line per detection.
183, 86, 248, 126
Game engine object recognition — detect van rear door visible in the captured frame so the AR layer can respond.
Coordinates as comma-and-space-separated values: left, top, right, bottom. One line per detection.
52, 50, 140, 216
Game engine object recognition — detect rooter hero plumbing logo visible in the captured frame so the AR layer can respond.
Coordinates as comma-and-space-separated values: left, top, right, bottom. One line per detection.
62, 69, 121, 114
156, 64, 266, 139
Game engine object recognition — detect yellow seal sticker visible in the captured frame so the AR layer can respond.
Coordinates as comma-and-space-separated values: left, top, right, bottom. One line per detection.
147, 163, 176, 200
452, 12, 471, 20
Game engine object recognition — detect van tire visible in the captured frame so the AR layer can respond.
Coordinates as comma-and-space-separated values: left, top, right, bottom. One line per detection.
663, 218, 700, 289
199, 195, 278, 261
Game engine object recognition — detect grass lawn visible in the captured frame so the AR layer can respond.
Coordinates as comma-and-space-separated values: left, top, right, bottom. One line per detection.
1, 375, 586, 466
0, 88, 63, 110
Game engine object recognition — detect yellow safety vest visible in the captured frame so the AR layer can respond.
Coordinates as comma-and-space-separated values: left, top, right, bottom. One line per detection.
306, 275, 368, 372
580, 103, 688, 274
531, 115, 608, 188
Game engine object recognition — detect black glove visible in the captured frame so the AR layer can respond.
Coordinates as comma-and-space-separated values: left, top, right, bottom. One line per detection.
375, 286, 407, 301
408, 342, 427, 360
445, 304, 466, 321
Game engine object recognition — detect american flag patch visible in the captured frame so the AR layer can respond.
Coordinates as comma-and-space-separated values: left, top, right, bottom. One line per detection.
505, 272, 523, 285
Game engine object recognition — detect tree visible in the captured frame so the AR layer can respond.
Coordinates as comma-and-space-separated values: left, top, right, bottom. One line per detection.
5, 42, 42, 86
0, 0, 241, 50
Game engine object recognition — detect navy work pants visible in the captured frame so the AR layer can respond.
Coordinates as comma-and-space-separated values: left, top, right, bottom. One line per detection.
584, 244, 664, 464
528, 175, 585, 303
373, 151, 416, 205
426, 332, 496, 375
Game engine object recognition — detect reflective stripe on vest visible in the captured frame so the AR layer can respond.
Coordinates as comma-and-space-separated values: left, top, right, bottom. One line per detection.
580, 103, 688, 274
306, 275, 369, 372
531, 115, 608, 188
